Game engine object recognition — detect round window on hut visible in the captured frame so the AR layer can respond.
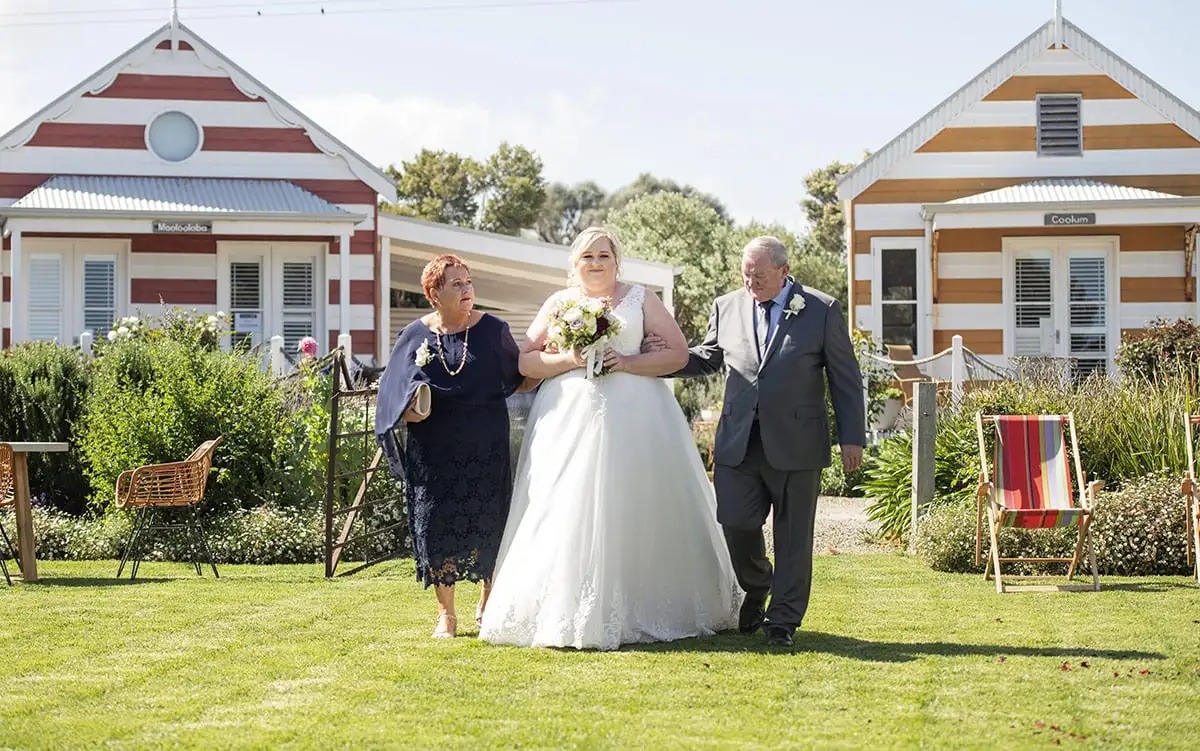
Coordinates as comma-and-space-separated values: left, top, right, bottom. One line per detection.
146, 111, 202, 162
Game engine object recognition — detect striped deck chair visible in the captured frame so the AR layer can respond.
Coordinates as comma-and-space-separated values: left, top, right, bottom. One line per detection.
1178, 415, 1200, 586
974, 413, 1102, 593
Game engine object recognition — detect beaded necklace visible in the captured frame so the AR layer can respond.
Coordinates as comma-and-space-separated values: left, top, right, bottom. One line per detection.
434, 315, 470, 376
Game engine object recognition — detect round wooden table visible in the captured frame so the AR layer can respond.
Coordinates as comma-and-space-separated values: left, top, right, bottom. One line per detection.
3, 442, 69, 582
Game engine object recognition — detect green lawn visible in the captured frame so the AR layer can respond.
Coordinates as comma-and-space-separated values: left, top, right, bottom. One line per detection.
2, 555, 1198, 750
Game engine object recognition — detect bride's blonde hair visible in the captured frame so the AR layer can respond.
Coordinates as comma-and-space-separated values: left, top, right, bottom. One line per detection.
567, 227, 623, 287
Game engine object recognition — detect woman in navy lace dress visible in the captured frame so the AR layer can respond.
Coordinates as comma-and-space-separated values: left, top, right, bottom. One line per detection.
375, 254, 526, 638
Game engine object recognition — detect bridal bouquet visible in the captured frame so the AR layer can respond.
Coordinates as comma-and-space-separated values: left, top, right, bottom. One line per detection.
545, 296, 623, 378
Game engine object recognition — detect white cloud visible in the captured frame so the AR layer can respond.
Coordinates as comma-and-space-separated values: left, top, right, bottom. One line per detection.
292, 88, 608, 180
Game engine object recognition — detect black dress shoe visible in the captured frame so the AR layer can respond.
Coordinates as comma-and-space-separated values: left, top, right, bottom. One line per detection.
738, 597, 766, 634
764, 625, 794, 649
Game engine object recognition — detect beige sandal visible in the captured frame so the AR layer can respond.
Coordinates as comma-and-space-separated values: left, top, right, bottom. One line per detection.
432, 613, 457, 639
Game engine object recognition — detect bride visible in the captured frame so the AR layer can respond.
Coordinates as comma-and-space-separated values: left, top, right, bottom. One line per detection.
479, 227, 742, 650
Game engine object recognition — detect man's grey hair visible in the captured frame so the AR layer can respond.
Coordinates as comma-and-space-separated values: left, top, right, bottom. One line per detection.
742, 236, 789, 268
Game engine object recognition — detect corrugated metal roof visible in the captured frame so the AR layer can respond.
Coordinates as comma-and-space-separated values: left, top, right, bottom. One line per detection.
947, 178, 1181, 205
10, 175, 354, 215
837, 17, 1200, 201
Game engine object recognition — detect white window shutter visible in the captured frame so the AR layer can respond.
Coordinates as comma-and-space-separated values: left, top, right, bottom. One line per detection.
280, 260, 315, 351
82, 258, 117, 334
1066, 255, 1108, 377
27, 255, 64, 341
1013, 256, 1054, 356
230, 261, 263, 348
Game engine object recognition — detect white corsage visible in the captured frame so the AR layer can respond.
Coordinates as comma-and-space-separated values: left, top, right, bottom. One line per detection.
414, 339, 434, 367
783, 294, 806, 318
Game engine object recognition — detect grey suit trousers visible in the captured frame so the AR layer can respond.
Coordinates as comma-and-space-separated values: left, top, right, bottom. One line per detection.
714, 421, 820, 631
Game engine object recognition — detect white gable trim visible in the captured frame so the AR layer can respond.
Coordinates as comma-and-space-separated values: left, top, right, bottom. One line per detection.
837, 17, 1200, 202
0, 23, 397, 203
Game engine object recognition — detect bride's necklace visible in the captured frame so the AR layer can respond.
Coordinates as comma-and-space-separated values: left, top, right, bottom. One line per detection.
433, 314, 470, 377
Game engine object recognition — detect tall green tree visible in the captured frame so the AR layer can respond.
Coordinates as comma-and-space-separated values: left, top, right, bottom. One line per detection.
608, 191, 736, 343
478, 143, 548, 236
383, 149, 481, 226
382, 143, 548, 236
798, 160, 855, 257
602, 173, 730, 225
535, 181, 606, 244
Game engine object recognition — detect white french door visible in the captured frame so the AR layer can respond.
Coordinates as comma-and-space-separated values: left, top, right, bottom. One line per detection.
1006, 238, 1115, 378
217, 242, 324, 352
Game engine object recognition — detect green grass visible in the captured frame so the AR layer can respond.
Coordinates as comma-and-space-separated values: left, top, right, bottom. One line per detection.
2, 556, 1199, 750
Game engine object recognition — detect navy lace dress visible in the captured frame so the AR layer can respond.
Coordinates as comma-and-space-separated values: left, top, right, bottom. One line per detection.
374, 313, 523, 588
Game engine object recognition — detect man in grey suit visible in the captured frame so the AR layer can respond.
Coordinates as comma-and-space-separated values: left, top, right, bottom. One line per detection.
660, 236, 865, 648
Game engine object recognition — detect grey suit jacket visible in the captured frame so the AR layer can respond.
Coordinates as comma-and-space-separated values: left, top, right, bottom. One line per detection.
675, 281, 866, 472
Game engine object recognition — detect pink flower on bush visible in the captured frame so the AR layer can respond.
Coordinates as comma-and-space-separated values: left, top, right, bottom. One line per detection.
297, 336, 319, 358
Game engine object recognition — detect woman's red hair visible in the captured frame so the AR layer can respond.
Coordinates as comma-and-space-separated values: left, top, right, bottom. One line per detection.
421, 254, 470, 302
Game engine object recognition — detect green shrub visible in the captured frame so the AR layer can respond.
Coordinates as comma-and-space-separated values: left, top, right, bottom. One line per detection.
859, 409, 980, 541
0, 342, 92, 513
675, 374, 724, 424
914, 503, 1075, 575
78, 334, 323, 515
5, 506, 325, 565
915, 472, 1191, 577
1115, 317, 1200, 382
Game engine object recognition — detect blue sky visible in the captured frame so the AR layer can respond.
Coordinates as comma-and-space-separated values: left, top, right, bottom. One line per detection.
0, 1, 1195, 231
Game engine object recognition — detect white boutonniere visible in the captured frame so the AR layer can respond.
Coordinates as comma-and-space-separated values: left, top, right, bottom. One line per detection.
415, 339, 434, 367
783, 294, 806, 318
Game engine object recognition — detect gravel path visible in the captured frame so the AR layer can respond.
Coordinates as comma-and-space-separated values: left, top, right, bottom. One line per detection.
762, 496, 895, 556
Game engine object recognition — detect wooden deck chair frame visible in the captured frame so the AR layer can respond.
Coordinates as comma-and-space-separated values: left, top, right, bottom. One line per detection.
974, 412, 1102, 593
0, 443, 12, 586
1179, 415, 1200, 586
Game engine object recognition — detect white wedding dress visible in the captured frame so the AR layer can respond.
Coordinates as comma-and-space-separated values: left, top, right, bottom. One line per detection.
480, 284, 742, 650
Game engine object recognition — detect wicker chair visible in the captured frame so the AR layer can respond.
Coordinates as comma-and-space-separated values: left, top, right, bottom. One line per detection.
0, 443, 14, 585
115, 437, 223, 580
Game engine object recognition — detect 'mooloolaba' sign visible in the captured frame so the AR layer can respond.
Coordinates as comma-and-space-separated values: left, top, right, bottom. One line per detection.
152, 220, 212, 233
1044, 212, 1096, 226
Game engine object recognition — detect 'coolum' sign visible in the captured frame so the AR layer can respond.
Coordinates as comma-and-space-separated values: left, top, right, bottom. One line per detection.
153, 220, 212, 234
1044, 212, 1096, 226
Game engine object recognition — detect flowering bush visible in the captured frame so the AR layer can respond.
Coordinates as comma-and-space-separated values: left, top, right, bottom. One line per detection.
10, 505, 326, 564
915, 472, 1191, 576
106, 315, 148, 343
103, 308, 230, 352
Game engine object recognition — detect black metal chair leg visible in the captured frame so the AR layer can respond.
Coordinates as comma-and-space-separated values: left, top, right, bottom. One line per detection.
0, 518, 21, 571
129, 508, 156, 581
116, 507, 149, 579
1, 549, 10, 586
191, 507, 219, 578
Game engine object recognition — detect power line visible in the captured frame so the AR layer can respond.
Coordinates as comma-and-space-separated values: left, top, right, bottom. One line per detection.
0, 0, 638, 28
0, 0, 367, 20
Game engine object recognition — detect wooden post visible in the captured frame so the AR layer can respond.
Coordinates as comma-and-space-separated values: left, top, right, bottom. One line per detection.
12, 452, 37, 581
269, 335, 286, 377
909, 381, 937, 554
